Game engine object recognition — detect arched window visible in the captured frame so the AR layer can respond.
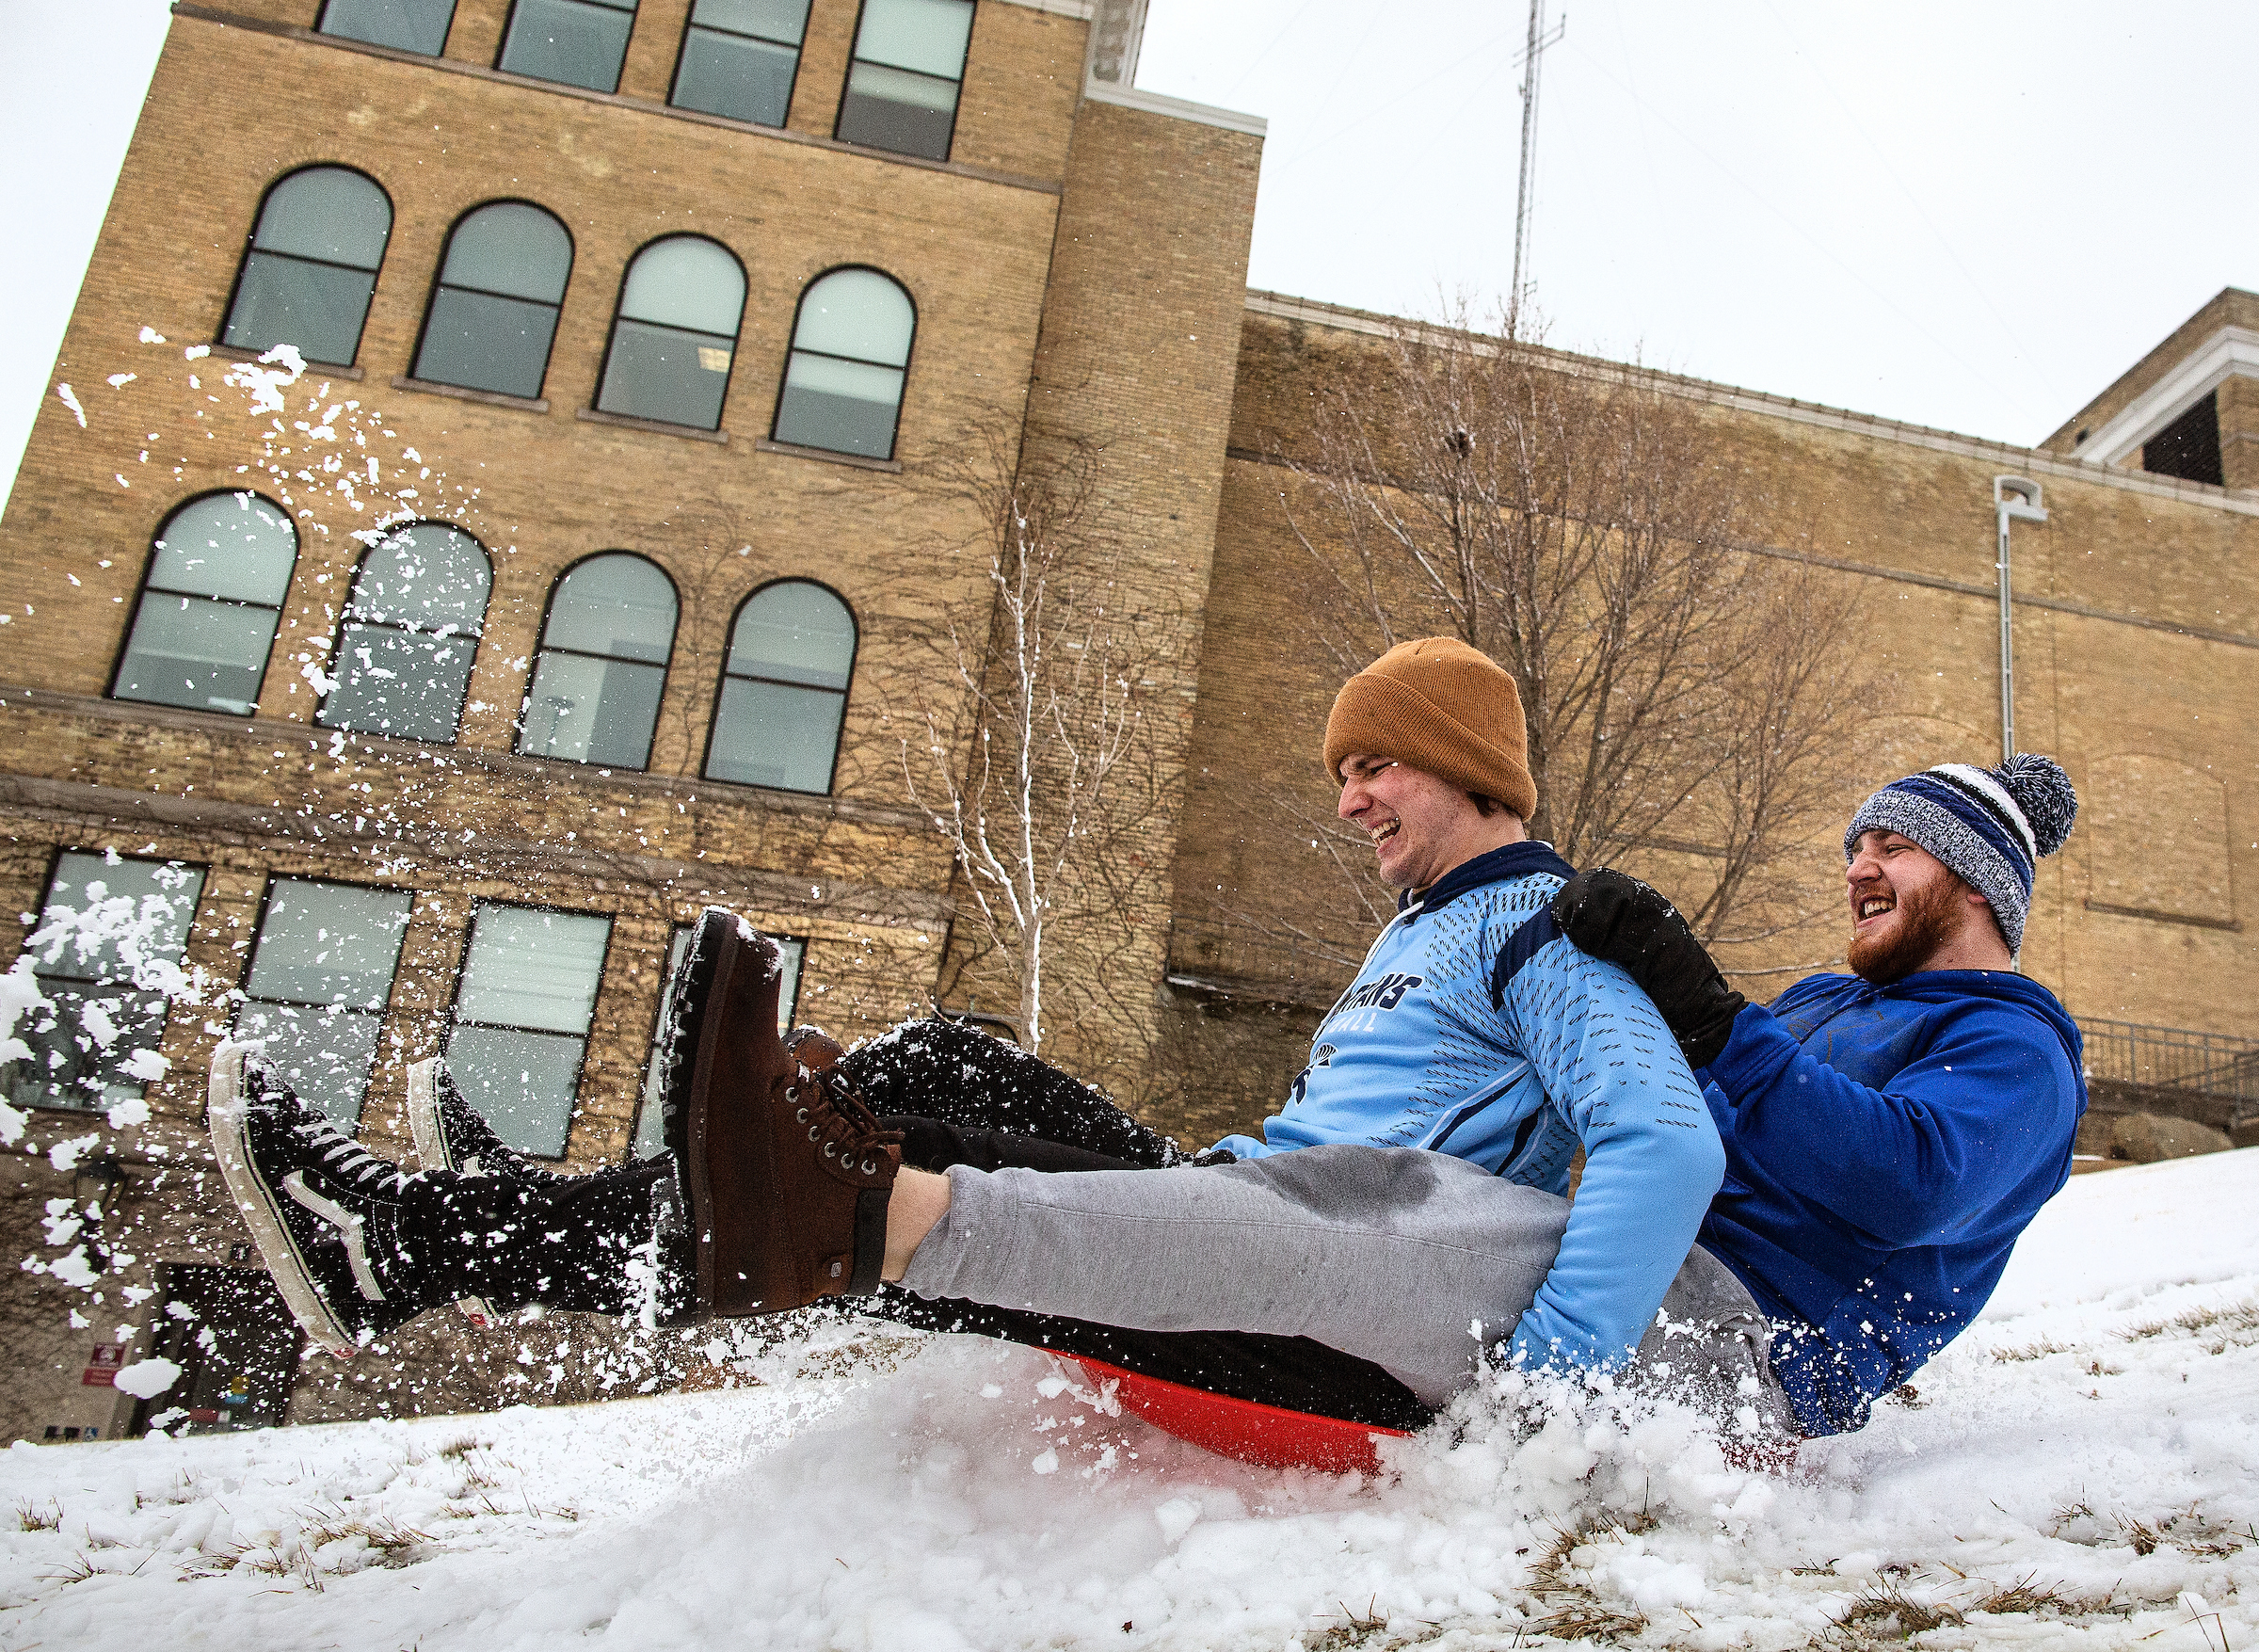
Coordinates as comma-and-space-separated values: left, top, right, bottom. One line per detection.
517, 553, 679, 769
412, 201, 574, 400
596, 236, 745, 430
498, 0, 639, 93
837, 0, 973, 161
222, 167, 393, 368
317, 0, 458, 55
771, 268, 914, 459
672, 0, 810, 126
111, 492, 297, 715
318, 522, 491, 744
704, 580, 856, 793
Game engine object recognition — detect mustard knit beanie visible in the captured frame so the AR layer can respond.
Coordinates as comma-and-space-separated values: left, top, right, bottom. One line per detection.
1322, 637, 1538, 820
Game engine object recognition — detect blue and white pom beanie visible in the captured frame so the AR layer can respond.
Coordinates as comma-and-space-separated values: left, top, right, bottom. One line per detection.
1842, 754, 2078, 956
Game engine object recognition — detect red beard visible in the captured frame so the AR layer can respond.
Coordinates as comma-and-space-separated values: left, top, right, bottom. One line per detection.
1847, 873, 1970, 985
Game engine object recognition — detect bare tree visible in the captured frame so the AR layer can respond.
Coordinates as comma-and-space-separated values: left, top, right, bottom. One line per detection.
897, 427, 1184, 1077
1236, 302, 1877, 971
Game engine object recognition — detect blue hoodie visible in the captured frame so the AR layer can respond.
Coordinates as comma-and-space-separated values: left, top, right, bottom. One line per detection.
1696, 970, 2087, 1435
1212, 842, 1724, 1372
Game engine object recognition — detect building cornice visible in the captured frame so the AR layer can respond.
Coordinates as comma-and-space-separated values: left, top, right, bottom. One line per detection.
1082, 82, 1268, 136
1242, 291, 2259, 520
2066, 326, 2259, 470
1005, 0, 1095, 16
169, 5, 1065, 196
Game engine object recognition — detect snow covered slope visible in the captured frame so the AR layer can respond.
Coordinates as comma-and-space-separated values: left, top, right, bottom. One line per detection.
4, 1151, 2256, 1650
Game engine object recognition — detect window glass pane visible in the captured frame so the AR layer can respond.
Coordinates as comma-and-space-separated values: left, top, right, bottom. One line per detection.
243, 881, 413, 1008
319, 0, 457, 54
414, 287, 559, 399
148, 493, 297, 604
445, 1027, 585, 1156
634, 927, 799, 1157
541, 553, 677, 661
726, 582, 855, 687
498, 0, 637, 91
854, 0, 972, 78
234, 1002, 386, 1127
114, 595, 280, 714
320, 623, 479, 742
344, 523, 491, 630
693, 0, 809, 41
618, 238, 745, 333
456, 906, 610, 1034
792, 268, 914, 366
439, 203, 572, 303
775, 353, 905, 457
837, 62, 958, 159
222, 252, 377, 366
5, 854, 205, 1116
597, 318, 732, 428
673, 27, 799, 125
28, 853, 204, 985
707, 677, 844, 792
521, 650, 666, 767
251, 168, 393, 268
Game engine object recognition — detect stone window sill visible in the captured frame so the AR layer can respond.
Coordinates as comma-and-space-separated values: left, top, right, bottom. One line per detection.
575, 407, 729, 444
755, 437, 903, 473
392, 375, 549, 413
208, 343, 364, 380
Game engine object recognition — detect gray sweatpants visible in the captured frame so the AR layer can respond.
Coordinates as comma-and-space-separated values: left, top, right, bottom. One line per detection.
901, 1145, 1796, 1431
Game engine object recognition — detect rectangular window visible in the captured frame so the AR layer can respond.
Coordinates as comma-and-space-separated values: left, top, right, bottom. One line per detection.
4, 853, 205, 1115
498, 0, 639, 93
317, 0, 458, 55
633, 924, 802, 1158
2142, 390, 2225, 487
235, 879, 414, 1128
835, 0, 972, 161
448, 904, 613, 1159
671, 0, 810, 127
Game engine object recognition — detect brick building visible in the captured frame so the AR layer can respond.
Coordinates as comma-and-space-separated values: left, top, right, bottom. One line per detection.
0, 0, 2251, 1441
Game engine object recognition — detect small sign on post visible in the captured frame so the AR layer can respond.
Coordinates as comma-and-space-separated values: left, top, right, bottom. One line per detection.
80, 1345, 126, 1387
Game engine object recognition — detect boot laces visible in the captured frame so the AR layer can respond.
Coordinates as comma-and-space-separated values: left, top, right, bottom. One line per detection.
787, 1065, 902, 1176
256, 1068, 419, 1196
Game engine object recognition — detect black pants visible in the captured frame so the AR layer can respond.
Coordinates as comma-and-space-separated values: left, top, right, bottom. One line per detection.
832, 1020, 1435, 1433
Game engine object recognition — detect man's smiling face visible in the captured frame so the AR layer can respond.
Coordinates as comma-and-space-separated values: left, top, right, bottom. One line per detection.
1337, 754, 1493, 891
1845, 828, 1984, 983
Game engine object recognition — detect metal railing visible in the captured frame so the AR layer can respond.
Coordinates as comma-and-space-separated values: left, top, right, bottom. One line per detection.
2076, 1018, 2259, 1128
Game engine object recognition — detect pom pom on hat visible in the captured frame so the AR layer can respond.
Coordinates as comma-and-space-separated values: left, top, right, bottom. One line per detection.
1995, 752, 2077, 858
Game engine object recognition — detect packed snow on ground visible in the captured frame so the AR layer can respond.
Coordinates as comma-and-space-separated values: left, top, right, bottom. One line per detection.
3, 1153, 2256, 1651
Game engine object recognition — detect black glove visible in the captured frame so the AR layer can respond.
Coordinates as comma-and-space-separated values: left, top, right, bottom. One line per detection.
1551, 868, 1747, 1068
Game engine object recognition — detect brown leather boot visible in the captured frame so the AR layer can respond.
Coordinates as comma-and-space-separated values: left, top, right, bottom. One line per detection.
785, 1025, 847, 1076
662, 910, 900, 1317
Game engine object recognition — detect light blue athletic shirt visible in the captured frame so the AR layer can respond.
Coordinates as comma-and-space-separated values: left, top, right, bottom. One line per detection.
1210, 842, 1724, 1371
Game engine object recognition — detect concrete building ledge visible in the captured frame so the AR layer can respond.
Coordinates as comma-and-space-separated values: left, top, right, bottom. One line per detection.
1082, 82, 1268, 137
1003, 0, 1095, 16
391, 375, 549, 414
0, 770, 953, 930
2069, 326, 2259, 469
1242, 290, 2259, 521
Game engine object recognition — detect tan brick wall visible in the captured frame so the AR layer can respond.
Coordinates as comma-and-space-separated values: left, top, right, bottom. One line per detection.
2042, 287, 2259, 456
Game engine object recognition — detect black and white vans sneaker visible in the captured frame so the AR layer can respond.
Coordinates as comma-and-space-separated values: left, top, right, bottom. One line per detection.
208, 1040, 436, 1358
404, 1056, 545, 1329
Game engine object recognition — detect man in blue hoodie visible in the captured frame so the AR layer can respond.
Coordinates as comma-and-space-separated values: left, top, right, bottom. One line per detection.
1551, 754, 2088, 1435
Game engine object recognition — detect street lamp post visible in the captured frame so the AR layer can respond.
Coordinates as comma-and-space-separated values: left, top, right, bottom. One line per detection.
1993, 476, 2047, 762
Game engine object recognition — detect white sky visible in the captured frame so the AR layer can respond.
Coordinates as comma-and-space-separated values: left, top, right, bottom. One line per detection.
4, 1, 2254, 514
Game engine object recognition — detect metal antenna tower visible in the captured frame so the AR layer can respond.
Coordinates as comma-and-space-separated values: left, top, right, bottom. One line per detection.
1509, 0, 1565, 337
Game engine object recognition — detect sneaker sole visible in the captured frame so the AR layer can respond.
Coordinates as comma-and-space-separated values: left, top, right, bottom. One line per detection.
405, 1058, 497, 1331
206, 1040, 361, 1360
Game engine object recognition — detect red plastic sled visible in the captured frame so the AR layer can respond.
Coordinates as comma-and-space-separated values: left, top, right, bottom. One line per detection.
1073, 1355, 1411, 1474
